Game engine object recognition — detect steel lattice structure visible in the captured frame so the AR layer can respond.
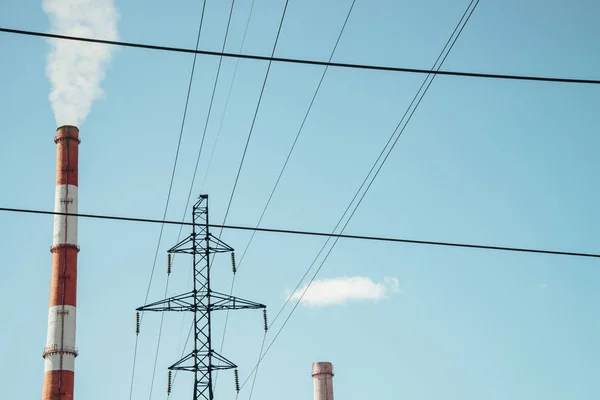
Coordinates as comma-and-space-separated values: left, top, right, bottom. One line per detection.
138, 195, 265, 400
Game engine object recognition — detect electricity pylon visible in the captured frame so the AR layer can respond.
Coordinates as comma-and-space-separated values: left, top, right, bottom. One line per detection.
138, 195, 266, 400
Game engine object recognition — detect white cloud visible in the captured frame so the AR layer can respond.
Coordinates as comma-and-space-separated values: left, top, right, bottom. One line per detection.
538, 283, 549, 290
288, 276, 401, 307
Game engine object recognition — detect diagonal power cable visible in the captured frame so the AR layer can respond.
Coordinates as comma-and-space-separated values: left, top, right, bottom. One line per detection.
238, 2, 359, 398
200, 0, 258, 191
184, 0, 239, 213
214, 0, 291, 389
168, 0, 240, 394
128, 2, 208, 400
239, 0, 482, 391
172, 2, 258, 389
219, 0, 291, 230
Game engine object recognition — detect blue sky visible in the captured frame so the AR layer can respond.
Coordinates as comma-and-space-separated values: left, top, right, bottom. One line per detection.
1, 0, 600, 399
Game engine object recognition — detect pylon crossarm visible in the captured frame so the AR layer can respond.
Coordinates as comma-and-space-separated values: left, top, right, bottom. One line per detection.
136, 290, 195, 312
209, 291, 266, 311
167, 350, 236, 372
208, 234, 234, 253
209, 350, 237, 370
168, 234, 195, 254
168, 351, 196, 371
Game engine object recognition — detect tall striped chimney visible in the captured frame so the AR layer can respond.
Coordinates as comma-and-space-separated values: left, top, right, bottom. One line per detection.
42, 125, 80, 400
312, 362, 334, 400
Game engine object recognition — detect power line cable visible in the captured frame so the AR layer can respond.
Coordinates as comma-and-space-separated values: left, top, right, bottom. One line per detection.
157, 1, 241, 396
2, 26, 600, 85
127, 334, 140, 400
200, 0, 257, 191
171, 323, 193, 389
157, 0, 247, 361
247, 333, 268, 400
171, 0, 239, 321
148, 276, 171, 400
223, 2, 358, 397
128, 2, 208, 399
214, 0, 290, 388
239, 0, 482, 389
142, 0, 207, 311
219, 0, 291, 231
237, 0, 356, 277
167, 0, 239, 394
186, 0, 238, 210
2, 206, 598, 259
196, 0, 257, 378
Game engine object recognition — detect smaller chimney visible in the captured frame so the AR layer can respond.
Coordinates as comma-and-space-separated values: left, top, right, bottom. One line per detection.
312, 362, 334, 400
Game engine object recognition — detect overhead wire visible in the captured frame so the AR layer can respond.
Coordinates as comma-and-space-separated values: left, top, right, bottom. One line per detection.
2, 26, 600, 85
237, 0, 356, 282
247, 333, 268, 400
167, 0, 240, 395
148, 276, 172, 400
213, 0, 291, 389
200, 0, 258, 191
186, 0, 238, 211
128, 2, 208, 399
239, 0, 482, 390
171, 323, 194, 390
236, 2, 359, 398
219, 0, 291, 231
1, 206, 599, 259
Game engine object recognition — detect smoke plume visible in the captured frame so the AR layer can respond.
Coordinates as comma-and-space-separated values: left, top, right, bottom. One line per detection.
43, 0, 118, 126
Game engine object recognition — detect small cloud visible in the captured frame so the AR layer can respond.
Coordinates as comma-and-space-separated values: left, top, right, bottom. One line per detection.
538, 283, 549, 290
288, 276, 401, 307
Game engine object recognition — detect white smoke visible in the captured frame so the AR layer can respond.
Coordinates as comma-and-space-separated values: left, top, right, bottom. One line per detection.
43, 0, 118, 126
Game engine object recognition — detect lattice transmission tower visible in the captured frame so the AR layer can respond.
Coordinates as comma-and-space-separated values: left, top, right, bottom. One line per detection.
137, 195, 267, 400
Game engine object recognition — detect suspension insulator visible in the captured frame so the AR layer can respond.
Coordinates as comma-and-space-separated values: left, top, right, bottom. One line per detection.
136, 311, 140, 335
167, 253, 172, 275
167, 370, 172, 394
231, 252, 237, 274
234, 368, 240, 393
263, 309, 268, 332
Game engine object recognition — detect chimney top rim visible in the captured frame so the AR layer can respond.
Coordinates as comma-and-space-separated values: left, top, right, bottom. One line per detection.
56, 125, 79, 131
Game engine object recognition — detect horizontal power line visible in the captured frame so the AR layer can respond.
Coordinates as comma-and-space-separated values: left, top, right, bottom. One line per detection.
2, 27, 600, 85
1, 206, 598, 259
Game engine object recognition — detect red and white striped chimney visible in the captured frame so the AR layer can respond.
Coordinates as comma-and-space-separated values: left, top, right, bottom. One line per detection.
42, 125, 80, 400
